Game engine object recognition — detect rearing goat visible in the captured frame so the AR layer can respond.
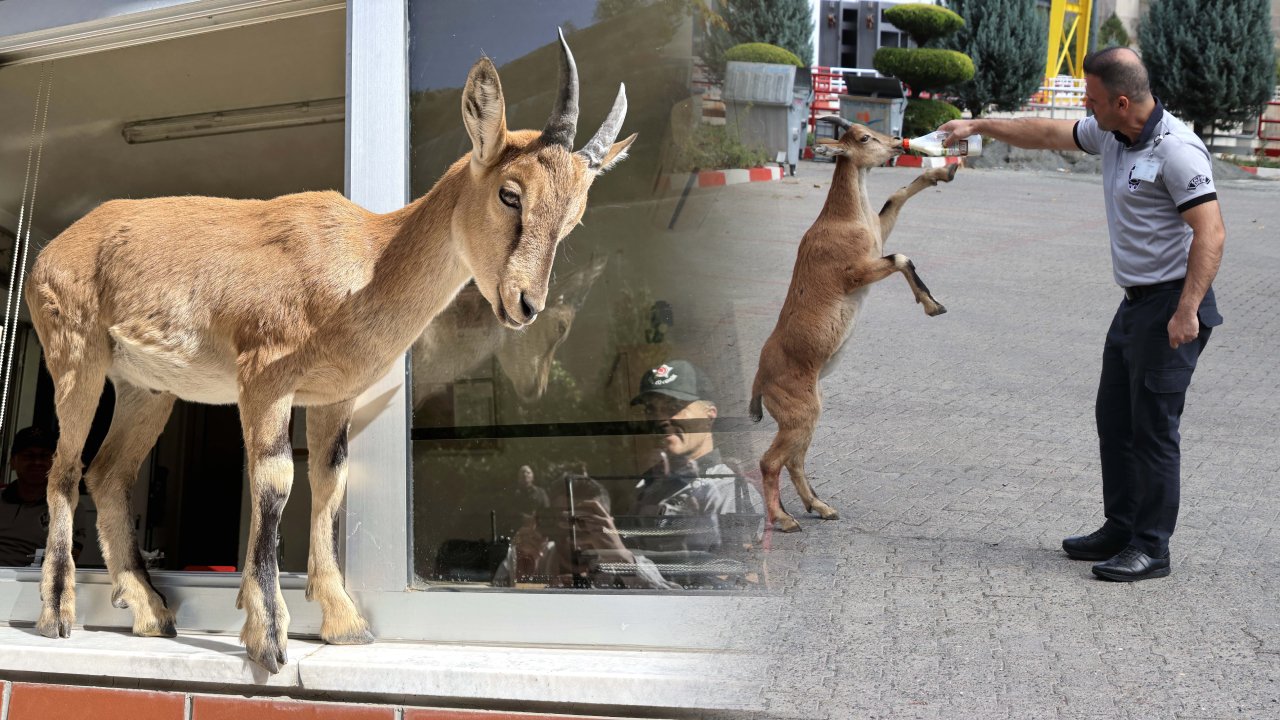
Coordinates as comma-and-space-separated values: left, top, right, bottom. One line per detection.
749, 118, 956, 532
26, 32, 635, 673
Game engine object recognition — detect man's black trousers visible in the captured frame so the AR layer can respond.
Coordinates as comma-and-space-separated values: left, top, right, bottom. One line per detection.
1095, 282, 1221, 557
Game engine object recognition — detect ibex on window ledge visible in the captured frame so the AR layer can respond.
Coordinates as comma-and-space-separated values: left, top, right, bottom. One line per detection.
25, 31, 635, 673
749, 118, 955, 533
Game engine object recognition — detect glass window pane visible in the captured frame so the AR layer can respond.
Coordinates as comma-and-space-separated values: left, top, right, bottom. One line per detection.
409, 1, 767, 592
0, 11, 344, 575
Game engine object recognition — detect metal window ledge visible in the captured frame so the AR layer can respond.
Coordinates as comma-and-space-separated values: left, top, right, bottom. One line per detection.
0, 624, 761, 713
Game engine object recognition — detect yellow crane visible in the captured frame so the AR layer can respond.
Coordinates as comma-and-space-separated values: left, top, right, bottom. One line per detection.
1045, 0, 1093, 78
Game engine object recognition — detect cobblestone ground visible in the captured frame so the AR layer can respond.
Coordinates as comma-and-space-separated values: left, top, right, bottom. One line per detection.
672, 165, 1280, 719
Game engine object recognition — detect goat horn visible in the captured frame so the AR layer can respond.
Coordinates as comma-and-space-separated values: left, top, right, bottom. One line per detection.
576, 84, 628, 170
540, 28, 579, 149
818, 115, 852, 131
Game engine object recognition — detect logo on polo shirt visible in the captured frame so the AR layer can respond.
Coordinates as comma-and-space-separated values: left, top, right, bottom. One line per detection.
1127, 166, 1142, 192
1187, 174, 1211, 191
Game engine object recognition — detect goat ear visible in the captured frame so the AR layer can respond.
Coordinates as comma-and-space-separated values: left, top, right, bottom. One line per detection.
462, 57, 508, 169
595, 133, 638, 173
813, 139, 848, 158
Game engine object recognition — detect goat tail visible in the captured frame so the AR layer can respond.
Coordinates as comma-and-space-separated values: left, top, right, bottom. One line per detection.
748, 374, 764, 423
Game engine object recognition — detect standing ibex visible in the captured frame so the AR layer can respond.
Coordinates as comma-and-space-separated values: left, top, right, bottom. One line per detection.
25, 32, 635, 672
749, 118, 955, 533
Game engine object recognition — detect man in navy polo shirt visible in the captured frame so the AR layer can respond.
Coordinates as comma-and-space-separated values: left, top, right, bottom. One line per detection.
939, 47, 1225, 581
1, 427, 88, 567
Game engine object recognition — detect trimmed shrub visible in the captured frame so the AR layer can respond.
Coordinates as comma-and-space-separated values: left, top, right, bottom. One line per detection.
903, 98, 962, 137
725, 42, 805, 68
873, 47, 975, 94
883, 4, 965, 46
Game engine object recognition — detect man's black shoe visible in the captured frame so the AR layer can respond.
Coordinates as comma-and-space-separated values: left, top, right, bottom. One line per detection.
1091, 547, 1171, 582
1062, 528, 1128, 560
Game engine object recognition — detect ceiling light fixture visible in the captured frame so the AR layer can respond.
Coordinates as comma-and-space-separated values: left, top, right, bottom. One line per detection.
121, 97, 344, 144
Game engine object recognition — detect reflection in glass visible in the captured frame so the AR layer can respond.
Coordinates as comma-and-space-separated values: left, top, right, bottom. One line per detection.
409, 1, 768, 592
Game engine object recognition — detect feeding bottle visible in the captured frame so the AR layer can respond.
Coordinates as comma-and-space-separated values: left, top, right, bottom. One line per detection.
902, 131, 983, 157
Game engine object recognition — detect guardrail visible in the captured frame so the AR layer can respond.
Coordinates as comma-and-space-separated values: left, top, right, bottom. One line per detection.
1026, 76, 1087, 118
1258, 99, 1280, 158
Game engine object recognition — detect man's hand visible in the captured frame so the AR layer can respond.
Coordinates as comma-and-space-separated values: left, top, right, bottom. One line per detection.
1168, 307, 1199, 349
937, 119, 981, 146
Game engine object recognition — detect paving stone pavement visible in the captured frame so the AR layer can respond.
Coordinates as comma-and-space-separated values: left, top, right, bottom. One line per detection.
669, 164, 1280, 719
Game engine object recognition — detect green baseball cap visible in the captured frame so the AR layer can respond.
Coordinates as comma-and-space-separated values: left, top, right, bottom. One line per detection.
630, 360, 714, 405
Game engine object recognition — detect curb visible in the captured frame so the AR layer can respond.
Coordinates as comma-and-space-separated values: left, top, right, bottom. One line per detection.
1232, 165, 1280, 179
658, 165, 784, 194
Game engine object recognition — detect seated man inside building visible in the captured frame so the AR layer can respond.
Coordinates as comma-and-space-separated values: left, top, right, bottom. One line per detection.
0, 427, 89, 567
500, 360, 764, 589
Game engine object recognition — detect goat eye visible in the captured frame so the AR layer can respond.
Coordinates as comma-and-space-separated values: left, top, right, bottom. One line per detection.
499, 188, 521, 209
859, 135, 871, 143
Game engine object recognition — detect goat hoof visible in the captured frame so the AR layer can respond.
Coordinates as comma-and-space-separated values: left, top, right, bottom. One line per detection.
111, 587, 129, 609
248, 645, 285, 674
811, 501, 840, 520
945, 164, 959, 181
37, 616, 72, 639
136, 618, 177, 638
324, 627, 375, 645
37, 603, 75, 639
136, 607, 178, 638
927, 303, 947, 317
776, 516, 802, 533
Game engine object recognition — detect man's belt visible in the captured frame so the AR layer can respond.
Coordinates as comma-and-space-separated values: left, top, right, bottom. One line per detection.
1124, 278, 1184, 302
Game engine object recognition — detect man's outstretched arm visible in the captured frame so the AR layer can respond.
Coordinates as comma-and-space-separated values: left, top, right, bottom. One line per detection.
937, 117, 1081, 152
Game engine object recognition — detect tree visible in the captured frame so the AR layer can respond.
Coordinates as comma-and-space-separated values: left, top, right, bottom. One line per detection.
1097, 12, 1131, 48
944, 0, 1048, 117
702, 0, 814, 75
873, 4, 972, 96
1139, 0, 1275, 139
872, 4, 973, 135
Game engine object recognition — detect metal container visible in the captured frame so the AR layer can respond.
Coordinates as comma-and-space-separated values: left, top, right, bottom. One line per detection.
723, 60, 796, 105
835, 75, 907, 140
722, 61, 813, 175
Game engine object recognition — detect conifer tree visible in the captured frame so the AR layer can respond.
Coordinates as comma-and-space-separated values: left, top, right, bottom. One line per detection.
1097, 12, 1130, 48
944, 0, 1047, 117
703, 0, 814, 75
1139, 0, 1275, 139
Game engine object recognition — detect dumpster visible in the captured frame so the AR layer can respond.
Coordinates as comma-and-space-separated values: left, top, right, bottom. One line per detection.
837, 75, 907, 140
722, 61, 812, 176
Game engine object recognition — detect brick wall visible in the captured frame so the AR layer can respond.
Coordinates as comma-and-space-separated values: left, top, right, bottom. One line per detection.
0, 681, 626, 720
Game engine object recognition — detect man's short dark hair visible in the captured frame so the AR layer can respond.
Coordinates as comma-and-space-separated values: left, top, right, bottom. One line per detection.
1083, 46, 1152, 103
